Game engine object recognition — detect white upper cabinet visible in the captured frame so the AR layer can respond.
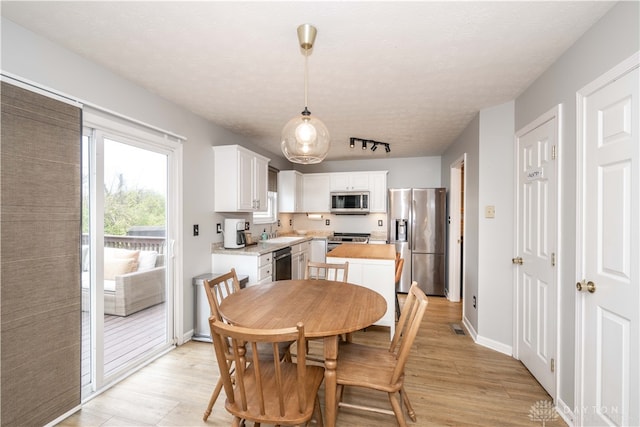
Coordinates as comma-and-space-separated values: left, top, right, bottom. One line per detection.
329, 172, 370, 191
368, 171, 388, 213
301, 171, 387, 213
278, 170, 304, 213
213, 145, 269, 212
303, 173, 331, 212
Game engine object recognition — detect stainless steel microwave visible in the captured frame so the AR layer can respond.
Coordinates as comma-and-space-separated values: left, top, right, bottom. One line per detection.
330, 191, 369, 214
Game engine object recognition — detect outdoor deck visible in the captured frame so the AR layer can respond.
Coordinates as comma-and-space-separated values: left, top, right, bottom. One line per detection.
81, 303, 167, 387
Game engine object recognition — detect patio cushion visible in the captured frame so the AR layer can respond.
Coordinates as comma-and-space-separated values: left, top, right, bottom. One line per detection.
104, 257, 138, 280
137, 250, 158, 271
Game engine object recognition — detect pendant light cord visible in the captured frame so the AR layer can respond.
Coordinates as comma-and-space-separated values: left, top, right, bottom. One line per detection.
304, 52, 309, 110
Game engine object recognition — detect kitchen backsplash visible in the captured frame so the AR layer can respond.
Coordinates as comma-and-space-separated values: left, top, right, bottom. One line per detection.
288, 212, 387, 236
234, 212, 388, 242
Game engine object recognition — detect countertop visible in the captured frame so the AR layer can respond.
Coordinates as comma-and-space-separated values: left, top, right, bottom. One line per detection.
211, 235, 315, 256
327, 243, 395, 260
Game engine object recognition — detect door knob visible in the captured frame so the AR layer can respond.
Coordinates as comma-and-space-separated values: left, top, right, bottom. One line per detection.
512, 257, 523, 265
576, 280, 596, 293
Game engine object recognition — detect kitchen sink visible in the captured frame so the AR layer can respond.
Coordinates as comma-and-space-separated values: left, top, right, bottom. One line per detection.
265, 236, 303, 244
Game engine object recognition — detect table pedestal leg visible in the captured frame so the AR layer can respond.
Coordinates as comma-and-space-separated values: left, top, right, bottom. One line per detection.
323, 335, 339, 427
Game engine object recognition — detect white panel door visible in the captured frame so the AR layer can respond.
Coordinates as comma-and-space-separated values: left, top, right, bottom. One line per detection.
577, 59, 639, 427
515, 109, 558, 396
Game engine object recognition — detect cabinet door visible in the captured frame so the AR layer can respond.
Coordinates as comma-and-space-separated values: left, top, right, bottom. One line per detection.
303, 173, 331, 212
253, 155, 268, 211
330, 173, 351, 191
350, 172, 370, 190
291, 253, 300, 279
369, 171, 388, 212
279, 171, 304, 212
330, 172, 369, 191
238, 149, 255, 210
295, 172, 304, 212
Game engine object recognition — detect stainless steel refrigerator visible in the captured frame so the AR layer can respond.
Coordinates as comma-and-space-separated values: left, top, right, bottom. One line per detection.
388, 188, 446, 295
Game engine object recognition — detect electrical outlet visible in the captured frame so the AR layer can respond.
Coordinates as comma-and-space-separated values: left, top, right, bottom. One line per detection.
485, 205, 496, 218
378, 220, 383, 227
193, 224, 199, 236
277, 219, 281, 227
216, 223, 222, 234
325, 219, 330, 226
289, 219, 293, 226
245, 222, 250, 230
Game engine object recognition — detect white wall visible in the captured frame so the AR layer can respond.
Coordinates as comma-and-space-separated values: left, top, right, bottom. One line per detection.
514, 1, 639, 409
0, 17, 278, 336
477, 101, 514, 350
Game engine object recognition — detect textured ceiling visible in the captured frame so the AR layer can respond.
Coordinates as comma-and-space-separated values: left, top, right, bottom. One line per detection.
2, 1, 615, 161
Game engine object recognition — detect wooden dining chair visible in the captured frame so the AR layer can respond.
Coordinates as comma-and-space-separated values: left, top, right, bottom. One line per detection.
304, 260, 349, 281
304, 260, 350, 352
336, 281, 428, 427
394, 257, 405, 321
201, 268, 292, 421
209, 317, 325, 426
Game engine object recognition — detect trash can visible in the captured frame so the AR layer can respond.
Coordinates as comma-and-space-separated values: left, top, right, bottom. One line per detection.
192, 272, 248, 342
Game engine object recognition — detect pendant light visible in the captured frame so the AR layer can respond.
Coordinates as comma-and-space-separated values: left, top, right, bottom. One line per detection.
281, 24, 330, 164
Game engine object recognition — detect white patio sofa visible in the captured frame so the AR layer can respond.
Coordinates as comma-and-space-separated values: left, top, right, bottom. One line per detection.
81, 247, 166, 316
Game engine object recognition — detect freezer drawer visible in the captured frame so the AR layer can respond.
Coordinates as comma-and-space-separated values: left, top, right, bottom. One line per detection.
412, 253, 445, 296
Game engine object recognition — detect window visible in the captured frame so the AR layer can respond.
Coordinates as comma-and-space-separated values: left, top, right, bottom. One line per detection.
254, 191, 278, 224
254, 167, 278, 224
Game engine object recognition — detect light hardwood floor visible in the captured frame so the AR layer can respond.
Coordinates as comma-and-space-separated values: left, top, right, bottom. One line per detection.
60, 297, 566, 426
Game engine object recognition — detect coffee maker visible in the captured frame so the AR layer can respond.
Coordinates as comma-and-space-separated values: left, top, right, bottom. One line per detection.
223, 218, 246, 249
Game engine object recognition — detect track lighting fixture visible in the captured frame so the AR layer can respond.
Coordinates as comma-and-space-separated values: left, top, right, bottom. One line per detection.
349, 137, 391, 154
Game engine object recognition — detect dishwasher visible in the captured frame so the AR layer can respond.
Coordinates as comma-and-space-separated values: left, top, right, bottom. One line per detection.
272, 246, 292, 281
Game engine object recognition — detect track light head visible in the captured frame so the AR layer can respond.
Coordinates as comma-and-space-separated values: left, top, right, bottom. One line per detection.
384, 143, 391, 153
371, 143, 377, 152
349, 138, 355, 148
362, 140, 367, 150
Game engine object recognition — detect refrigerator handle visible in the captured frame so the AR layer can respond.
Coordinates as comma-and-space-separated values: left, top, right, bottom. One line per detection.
409, 199, 415, 250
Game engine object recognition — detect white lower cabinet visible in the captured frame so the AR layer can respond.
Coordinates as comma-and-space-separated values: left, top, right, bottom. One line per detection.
291, 241, 310, 280
326, 255, 395, 339
212, 252, 272, 287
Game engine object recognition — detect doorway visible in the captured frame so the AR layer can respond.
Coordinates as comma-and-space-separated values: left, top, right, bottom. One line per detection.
448, 154, 466, 303
81, 114, 180, 399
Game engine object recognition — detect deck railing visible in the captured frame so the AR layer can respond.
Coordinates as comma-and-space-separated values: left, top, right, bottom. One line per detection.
82, 234, 166, 254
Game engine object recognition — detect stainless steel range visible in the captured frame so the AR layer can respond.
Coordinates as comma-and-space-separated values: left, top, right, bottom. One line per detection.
326, 232, 370, 252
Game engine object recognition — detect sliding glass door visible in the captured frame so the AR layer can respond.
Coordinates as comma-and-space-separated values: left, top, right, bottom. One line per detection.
81, 122, 178, 398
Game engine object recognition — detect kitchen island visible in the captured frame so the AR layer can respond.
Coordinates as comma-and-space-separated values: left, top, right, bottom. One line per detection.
327, 243, 396, 339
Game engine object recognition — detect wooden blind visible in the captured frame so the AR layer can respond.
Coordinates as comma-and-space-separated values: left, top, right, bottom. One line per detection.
1, 82, 82, 426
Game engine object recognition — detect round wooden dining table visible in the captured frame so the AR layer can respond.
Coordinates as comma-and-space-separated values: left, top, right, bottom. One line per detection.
218, 279, 386, 427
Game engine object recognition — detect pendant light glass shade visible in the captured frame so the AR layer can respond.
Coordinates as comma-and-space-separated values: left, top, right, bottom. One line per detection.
281, 111, 330, 164
281, 24, 330, 164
